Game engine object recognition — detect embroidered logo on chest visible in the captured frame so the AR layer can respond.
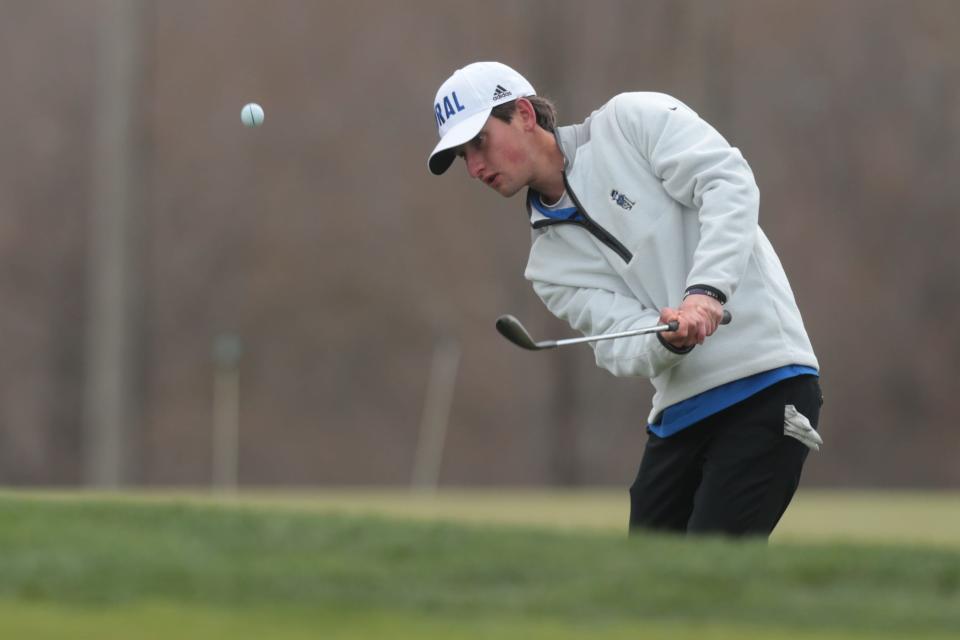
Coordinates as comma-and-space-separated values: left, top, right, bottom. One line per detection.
610, 189, 635, 211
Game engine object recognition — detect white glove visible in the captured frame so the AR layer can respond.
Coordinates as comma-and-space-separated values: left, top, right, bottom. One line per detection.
784, 404, 823, 451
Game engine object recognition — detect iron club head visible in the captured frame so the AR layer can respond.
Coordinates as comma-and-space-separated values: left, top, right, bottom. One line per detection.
495, 315, 552, 351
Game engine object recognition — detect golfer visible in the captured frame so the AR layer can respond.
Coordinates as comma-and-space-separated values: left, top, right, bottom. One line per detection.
428, 61, 823, 537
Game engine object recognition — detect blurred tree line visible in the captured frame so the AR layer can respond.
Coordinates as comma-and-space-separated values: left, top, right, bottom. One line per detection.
0, 0, 957, 487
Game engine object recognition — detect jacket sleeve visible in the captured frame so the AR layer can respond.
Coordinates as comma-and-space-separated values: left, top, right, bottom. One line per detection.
525, 225, 687, 378
613, 93, 759, 301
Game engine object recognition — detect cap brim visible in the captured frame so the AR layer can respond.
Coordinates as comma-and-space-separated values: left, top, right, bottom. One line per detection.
427, 108, 491, 175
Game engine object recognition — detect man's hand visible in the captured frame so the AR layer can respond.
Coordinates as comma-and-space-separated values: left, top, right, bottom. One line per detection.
659, 294, 724, 349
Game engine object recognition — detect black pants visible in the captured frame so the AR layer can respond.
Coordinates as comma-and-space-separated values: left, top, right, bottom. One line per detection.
629, 375, 823, 538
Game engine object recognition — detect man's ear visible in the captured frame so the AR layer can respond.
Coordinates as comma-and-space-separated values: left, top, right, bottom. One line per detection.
515, 97, 537, 130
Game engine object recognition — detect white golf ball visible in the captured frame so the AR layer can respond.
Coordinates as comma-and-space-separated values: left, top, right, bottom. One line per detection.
241, 103, 264, 127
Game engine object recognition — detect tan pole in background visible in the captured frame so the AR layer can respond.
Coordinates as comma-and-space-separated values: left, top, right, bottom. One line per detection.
83, 0, 145, 487
212, 334, 243, 491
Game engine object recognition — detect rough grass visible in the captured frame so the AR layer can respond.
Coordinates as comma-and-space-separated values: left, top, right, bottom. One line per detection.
0, 493, 958, 639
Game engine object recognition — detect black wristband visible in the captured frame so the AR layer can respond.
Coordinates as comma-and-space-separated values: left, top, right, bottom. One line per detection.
684, 284, 727, 305
658, 333, 694, 354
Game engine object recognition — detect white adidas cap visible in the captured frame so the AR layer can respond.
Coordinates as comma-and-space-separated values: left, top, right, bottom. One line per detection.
428, 61, 536, 175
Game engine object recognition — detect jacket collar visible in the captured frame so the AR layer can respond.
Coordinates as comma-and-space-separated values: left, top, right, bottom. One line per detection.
553, 122, 591, 174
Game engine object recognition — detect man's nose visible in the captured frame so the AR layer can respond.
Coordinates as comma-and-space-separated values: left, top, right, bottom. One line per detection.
464, 150, 484, 179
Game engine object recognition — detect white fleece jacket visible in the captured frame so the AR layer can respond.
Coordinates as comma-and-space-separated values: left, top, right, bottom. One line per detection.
523, 92, 818, 423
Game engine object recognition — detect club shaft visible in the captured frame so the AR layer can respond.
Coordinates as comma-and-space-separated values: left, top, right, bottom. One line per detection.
547, 323, 674, 348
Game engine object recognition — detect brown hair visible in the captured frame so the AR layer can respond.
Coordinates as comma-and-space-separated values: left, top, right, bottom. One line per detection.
490, 96, 558, 132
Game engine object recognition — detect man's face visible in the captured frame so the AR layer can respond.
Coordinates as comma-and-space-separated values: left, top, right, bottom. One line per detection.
457, 114, 532, 197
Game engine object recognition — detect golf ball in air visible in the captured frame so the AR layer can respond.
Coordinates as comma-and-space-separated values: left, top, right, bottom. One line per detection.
241, 103, 264, 127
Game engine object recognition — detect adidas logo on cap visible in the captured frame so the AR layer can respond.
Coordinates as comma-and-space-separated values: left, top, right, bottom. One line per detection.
492, 85, 512, 101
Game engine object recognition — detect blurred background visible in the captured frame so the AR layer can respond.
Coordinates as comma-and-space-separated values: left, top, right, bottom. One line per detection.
0, 0, 957, 490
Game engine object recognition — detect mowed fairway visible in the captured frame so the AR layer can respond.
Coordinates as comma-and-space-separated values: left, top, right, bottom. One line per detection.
252, 489, 960, 548
28, 488, 956, 546
0, 490, 958, 639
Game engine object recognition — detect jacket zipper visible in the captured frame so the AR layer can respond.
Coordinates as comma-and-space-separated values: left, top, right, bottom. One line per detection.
530, 174, 633, 264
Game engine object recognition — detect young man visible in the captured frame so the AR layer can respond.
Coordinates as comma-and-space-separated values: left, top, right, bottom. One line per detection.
428, 61, 823, 537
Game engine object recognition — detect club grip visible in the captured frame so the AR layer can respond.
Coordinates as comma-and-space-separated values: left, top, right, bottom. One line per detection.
664, 310, 731, 332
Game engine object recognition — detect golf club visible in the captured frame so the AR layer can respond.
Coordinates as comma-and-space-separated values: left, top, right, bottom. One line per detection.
496, 310, 732, 351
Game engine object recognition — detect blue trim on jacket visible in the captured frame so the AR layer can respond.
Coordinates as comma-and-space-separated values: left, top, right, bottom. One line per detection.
648, 365, 819, 437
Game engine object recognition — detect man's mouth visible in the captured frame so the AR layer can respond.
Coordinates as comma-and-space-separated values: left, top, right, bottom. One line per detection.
484, 173, 499, 187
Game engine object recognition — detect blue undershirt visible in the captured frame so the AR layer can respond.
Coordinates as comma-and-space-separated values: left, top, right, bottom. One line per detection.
648, 365, 819, 437
529, 191, 583, 222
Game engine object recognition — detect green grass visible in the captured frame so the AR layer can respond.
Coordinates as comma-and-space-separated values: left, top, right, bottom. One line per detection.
0, 493, 958, 638
10, 488, 960, 546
